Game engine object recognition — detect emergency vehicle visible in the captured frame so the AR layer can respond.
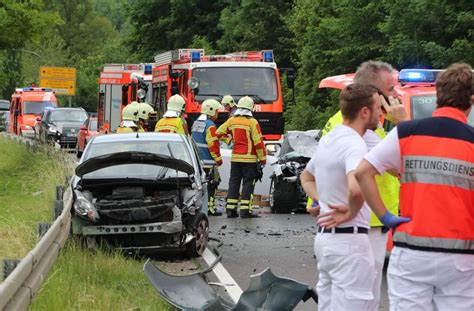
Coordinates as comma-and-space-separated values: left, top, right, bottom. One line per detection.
97, 63, 154, 133
319, 69, 474, 127
151, 49, 293, 141
9, 87, 58, 138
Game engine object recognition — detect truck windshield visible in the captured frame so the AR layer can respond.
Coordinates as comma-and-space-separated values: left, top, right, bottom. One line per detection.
411, 95, 474, 126
192, 67, 278, 103
23, 101, 56, 114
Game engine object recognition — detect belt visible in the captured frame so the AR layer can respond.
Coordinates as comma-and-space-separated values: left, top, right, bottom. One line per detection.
318, 227, 368, 234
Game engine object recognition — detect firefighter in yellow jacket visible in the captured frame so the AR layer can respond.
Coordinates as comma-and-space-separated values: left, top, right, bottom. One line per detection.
217, 96, 266, 218
116, 102, 140, 133
137, 102, 155, 132
155, 95, 189, 135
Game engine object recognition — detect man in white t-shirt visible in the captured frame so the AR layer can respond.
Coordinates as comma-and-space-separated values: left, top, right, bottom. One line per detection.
301, 83, 382, 310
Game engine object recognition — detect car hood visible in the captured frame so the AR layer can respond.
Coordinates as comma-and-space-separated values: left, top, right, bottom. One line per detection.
279, 130, 320, 159
76, 151, 194, 177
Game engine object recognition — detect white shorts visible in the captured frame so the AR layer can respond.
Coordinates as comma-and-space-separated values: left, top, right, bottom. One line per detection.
388, 246, 474, 311
314, 231, 376, 311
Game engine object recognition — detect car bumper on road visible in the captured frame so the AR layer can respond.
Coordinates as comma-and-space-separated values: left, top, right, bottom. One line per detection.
81, 220, 183, 236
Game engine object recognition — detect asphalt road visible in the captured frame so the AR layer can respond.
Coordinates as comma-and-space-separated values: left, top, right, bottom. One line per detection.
207, 208, 390, 310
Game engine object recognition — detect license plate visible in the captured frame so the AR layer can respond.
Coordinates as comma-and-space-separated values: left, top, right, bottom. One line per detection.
67, 133, 76, 137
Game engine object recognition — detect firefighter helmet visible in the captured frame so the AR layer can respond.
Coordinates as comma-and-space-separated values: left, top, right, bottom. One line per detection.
138, 102, 154, 120
122, 103, 140, 122
221, 95, 236, 107
236, 96, 254, 110
167, 95, 185, 112
201, 99, 222, 117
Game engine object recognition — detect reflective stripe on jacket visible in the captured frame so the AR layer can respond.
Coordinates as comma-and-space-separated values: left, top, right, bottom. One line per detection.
216, 115, 266, 164
315, 110, 400, 226
155, 116, 188, 135
395, 107, 474, 253
191, 116, 222, 167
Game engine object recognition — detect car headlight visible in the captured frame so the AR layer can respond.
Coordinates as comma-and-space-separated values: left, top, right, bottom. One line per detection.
48, 126, 57, 133
74, 195, 99, 222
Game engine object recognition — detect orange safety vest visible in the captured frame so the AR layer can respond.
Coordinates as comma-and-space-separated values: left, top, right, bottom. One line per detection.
216, 115, 266, 164
154, 116, 189, 135
395, 107, 474, 254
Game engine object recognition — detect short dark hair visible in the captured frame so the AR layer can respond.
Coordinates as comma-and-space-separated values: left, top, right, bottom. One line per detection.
354, 60, 395, 85
436, 63, 473, 111
339, 83, 379, 121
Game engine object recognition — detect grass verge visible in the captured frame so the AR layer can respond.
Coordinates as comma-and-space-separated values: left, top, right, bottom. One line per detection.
0, 137, 67, 262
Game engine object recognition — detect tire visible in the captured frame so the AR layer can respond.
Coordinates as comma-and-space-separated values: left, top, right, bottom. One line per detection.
270, 177, 299, 213
38, 222, 52, 239
185, 212, 209, 258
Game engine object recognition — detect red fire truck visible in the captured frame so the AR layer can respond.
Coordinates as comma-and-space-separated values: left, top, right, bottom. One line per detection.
97, 63, 153, 133
151, 49, 294, 141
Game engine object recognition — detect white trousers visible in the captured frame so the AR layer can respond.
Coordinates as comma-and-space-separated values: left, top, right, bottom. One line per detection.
314, 231, 375, 311
388, 246, 474, 311
368, 227, 389, 311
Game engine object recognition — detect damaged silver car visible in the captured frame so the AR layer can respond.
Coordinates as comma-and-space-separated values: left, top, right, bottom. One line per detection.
71, 132, 209, 257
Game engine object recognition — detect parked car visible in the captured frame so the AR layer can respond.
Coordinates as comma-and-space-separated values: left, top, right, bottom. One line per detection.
71, 132, 209, 257
76, 116, 98, 158
0, 99, 9, 111
36, 107, 88, 149
269, 130, 319, 213
0, 111, 10, 132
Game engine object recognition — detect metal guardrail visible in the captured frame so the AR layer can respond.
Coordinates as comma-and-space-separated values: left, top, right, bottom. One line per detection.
0, 132, 73, 310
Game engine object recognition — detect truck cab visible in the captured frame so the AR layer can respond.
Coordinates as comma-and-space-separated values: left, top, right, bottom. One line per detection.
9, 87, 58, 138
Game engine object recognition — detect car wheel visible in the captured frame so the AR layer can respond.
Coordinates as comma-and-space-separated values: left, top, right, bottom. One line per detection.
185, 212, 209, 258
269, 178, 275, 212
270, 177, 298, 213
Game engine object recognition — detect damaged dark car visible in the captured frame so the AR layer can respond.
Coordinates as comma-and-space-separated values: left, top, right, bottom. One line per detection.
269, 130, 319, 213
71, 132, 209, 257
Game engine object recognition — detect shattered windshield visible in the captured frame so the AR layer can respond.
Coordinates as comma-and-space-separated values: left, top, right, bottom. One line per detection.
279, 130, 320, 159
82, 140, 192, 179
192, 67, 278, 103
411, 95, 474, 126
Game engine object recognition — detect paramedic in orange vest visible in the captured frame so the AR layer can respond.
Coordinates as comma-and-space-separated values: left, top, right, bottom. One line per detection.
155, 95, 189, 135
217, 96, 266, 218
355, 63, 474, 311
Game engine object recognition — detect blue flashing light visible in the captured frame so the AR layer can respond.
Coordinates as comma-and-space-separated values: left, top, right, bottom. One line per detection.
191, 51, 201, 62
399, 69, 438, 84
144, 64, 152, 75
263, 50, 274, 62
23, 87, 34, 91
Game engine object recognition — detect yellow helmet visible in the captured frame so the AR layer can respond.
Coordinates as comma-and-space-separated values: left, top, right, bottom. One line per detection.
236, 96, 254, 110
221, 95, 236, 107
122, 103, 140, 122
167, 95, 185, 112
138, 102, 154, 120
201, 99, 222, 117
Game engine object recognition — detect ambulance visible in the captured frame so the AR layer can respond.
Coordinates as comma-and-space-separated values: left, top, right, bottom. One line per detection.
9, 87, 58, 138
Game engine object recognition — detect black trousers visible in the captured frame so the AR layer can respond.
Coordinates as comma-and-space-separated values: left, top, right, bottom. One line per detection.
226, 162, 257, 211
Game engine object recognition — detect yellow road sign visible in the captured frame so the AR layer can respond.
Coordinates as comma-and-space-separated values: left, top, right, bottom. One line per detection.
40, 66, 76, 80
39, 78, 76, 95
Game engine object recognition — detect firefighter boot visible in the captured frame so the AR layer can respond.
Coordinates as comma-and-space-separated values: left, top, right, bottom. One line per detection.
226, 198, 239, 218
239, 199, 260, 218
208, 196, 222, 216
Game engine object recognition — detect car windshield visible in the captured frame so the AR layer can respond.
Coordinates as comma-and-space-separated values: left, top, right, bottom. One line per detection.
50, 110, 88, 122
23, 101, 56, 114
192, 67, 278, 103
0, 101, 9, 111
411, 95, 474, 127
82, 140, 192, 179
89, 118, 98, 131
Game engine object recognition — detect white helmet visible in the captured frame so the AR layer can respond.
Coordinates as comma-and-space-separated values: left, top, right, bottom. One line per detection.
138, 102, 154, 120
201, 99, 222, 117
122, 103, 140, 122
167, 95, 185, 112
236, 96, 254, 110
221, 95, 236, 107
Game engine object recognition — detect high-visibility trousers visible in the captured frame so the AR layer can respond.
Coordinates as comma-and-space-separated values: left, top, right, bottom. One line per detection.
226, 162, 257, 212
